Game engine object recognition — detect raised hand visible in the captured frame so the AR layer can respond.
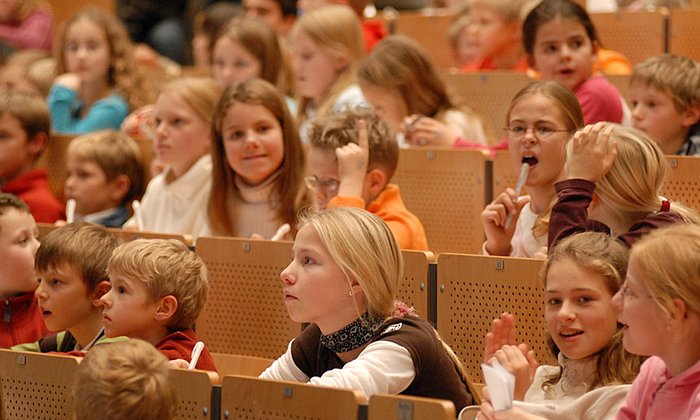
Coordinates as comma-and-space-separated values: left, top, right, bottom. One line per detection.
335, 119, 369, 199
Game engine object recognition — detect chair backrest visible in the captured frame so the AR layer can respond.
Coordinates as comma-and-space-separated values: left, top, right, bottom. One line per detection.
106, 228, 192, 246
604, 74, 631, 106
436, 254, 554, 383
441, 71, 532, 143
38, 134, 74, 202
399, 250, 433, 319
367, 394, 455, 420
393, 11, 455, 69
489, 151, 523, 204
171, 369, 214, 420
668, 8, 700, 61
221, 375, 364, 420
0, 350, 78, 419
661, 156, 700, 212
195, 237, 302, 359
393, 148, 487, 255
211, 352, 274, 378
590, 10, 667, 65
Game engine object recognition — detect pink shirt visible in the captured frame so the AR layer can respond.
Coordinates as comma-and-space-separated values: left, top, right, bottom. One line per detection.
0, 9, 53, 51
616, 356, 700, 419
574, 75, 624, 125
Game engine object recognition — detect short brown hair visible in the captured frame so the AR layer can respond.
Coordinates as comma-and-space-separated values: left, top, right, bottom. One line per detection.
0, 89, 50, 157
0, 193, 31, 235
631, 54, 700, 113
35, 223, 118, 292
108, 239, 208, 330
74, 339, 177, 420
308, 108, 399, 180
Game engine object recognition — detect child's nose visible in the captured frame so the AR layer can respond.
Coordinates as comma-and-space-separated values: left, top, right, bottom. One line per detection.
557, 301, 576, 321
280, 264, 296, 284
99, 293, 111, 307
35, 282, 47, 300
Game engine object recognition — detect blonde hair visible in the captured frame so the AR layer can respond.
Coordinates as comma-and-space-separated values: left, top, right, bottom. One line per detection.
577, 125, 700, 225
0, 89, 50, 160
630, 224, 700, 319
209, 78, 310, 236
218, 17, 294, 96
631, 54, 700, 113
74, 339, 177, 420
308, 108, 398, 180
67, 130, 145, 206
158, 77, 221, 127
0, 50, 54, 97
35, 222, 118, 292
542, 233, 642, 389
54, 8, 155, 111
507, 81, 584, 237
0, 193, 30, 233
292, 5, 364, 122
108, 239, 208, 330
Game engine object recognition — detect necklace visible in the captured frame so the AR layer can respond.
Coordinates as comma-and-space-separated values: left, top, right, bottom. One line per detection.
320, 313, 384, 353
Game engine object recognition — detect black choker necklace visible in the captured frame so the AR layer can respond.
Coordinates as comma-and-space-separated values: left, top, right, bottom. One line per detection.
320, 313, 384, 353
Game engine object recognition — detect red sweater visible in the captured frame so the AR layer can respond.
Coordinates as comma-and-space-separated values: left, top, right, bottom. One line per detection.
2, 169, 64, 223
0, 292, 49, 348
156, 328, 218, 372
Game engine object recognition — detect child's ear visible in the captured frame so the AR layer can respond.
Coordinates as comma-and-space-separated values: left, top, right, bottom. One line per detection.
333, 53, 350, 72
91, 281, 111, 305
154, 295, 178, 322
108, 174, 131, 203
27, 132, 48, 159
681, 103, 700, 128
364, 168, 386, 200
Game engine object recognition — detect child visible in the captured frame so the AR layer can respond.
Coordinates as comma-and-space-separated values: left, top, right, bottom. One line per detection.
523, 0, 629, 125
629, 54, 700, 156
64, 130, 145, 228
478, 232, 642, 419
481, 81, 583, 258
291, 4, 366, 143
0, 49, 54, 97
192, 2, 244, 70
15, 222, 120, 352
212, 17, 295, 112
0, 0, 53, 52
306, 108, 428, 250
613, 224, 700, 419
461, 0, 533, 71
101, 239, 217, 371
124, 77, 220, 239
243, 0, 298, 36
207, 78, 309, 239
548, 122, 700, 249
448, 5, 478, 69
0, 193, 45, 347
74, 339, 177, 420
260, 207, 472, 411
357, 35, 487, 148
48, 8, 152, 134
0, 90, 63, 223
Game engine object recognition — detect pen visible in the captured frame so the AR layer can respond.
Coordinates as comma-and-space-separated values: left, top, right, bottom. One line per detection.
188, 341, 205, 370
270, 223, 291, 241
505, 162, 530, 229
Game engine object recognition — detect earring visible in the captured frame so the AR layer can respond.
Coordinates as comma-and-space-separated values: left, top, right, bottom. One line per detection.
348, 290, 353, 297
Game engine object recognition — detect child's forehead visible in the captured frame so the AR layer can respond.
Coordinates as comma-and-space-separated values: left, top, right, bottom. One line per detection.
38, 261, 83, 281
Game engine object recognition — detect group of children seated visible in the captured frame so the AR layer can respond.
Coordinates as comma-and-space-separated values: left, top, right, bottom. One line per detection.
0, 0, 699, 418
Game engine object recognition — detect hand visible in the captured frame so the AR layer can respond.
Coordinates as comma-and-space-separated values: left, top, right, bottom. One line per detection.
403, 115, 459, 147
54, 73, 81, 91
481, 189, 530, 255
492, 345, 538, 401
335, 119, 369, 199
168, 359, 190, 369
484, 312, 517, 362
565, 122, 618, 182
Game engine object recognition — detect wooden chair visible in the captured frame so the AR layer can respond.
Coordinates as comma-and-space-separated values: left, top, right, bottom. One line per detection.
195, 237, 302, 359
661, 156, 700, 211
590, 10, 667, 65
171, 369, 215, 420
220, 375, 364, 420
211, 352, 274, 378
106, 228, 192, 246
489, 151, 522, 204
0, 350, 79, 419
441, 71, 533, 143
38, 134, 74, 202
399, 250, 434, 319
393, 11, 456, 69
605, 74, 631, 106
668, 8, 700, 61
47, 0, 115, 32
436, 254, 555, 383
393, 148, 488, 255
367, 394, 455, 420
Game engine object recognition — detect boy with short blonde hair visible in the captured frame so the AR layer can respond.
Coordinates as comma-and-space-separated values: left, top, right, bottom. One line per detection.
0, 90, 64, 222
74, 339, 177, 420
307, 109, 428, 250
101, 239, 217, 371
65, 130, 145, 227
629, 54, 700, 156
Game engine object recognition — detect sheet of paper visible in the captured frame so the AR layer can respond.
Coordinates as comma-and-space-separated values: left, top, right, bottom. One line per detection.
481, 359, 515, 411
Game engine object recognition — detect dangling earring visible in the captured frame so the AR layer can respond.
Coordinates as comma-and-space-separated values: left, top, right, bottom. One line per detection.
348, 289, 353, 297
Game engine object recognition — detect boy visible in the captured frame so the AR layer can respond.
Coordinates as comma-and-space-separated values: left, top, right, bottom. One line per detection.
101, 238, 217, 371
629, 54, 700, 156
0, 193, 46, 347
74, 339, 177, 420
14, 222, 120, 352
0, 90, 64, 223
461, 0, 533, 71
306, 109, 428, 250
64, 130, 145, 227
243, 0, 297, 36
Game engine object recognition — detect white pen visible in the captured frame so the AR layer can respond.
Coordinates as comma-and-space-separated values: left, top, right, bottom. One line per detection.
188, 341, 205, 370
505, 162, 530, 229
66, 199, 76, 224
131, 200, 144, 231
270, 223, 291, 241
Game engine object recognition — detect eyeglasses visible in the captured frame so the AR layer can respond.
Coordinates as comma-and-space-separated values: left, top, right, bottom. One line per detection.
304, 176, 340, 194
504, 124, 571, 141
